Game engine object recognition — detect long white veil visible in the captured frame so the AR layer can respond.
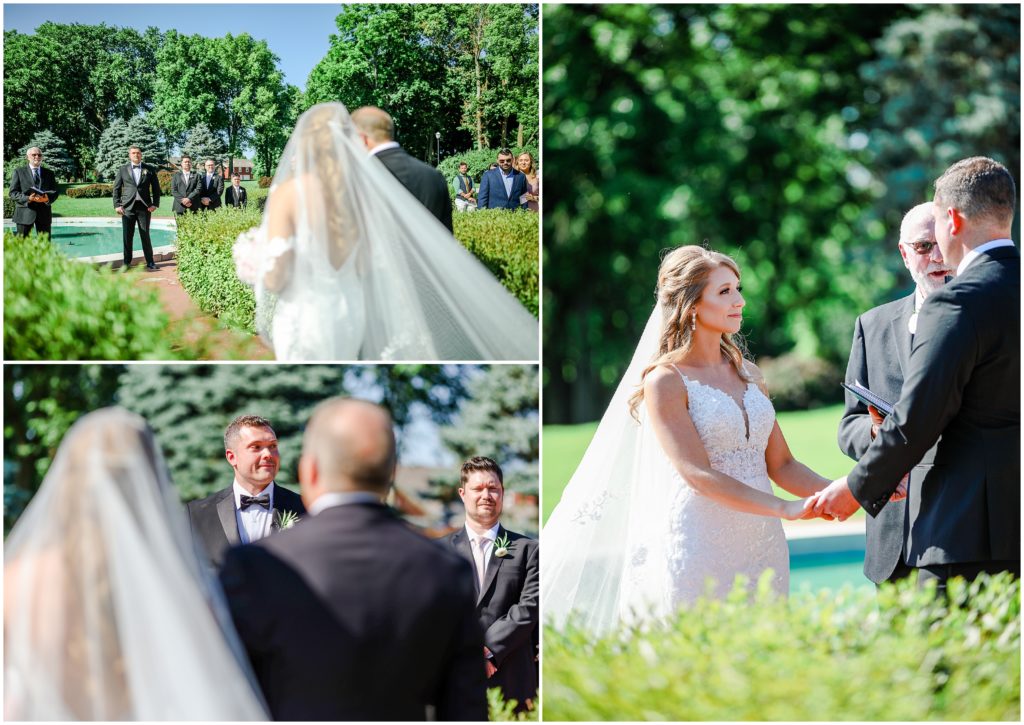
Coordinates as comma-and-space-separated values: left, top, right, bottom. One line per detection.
542, 305, 680, 633
252, 102, 538, 361
3, 408, 267, 720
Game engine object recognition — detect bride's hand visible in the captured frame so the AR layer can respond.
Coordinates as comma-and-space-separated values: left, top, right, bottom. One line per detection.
780, 497, 817, 520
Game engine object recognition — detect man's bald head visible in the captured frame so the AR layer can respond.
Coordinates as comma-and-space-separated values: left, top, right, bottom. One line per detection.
302, 398, 396, 493
351, 107, 395, 145
899, 202, 935, 246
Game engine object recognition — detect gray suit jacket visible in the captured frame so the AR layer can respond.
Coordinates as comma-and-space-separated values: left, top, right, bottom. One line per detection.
838, 294, 921, 583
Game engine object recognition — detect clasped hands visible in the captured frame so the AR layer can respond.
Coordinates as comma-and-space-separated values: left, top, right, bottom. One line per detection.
786, 473, 907, 521
27, 192, 49, 203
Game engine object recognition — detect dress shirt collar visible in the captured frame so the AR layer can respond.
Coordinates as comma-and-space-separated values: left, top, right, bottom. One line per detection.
368, 141, 401, 157
957, 238, 1015, 276
464, 521, 500, 545
914, 287, 926, 313
232, 479, 275, 509
309, 490, 384, 515
500, 167, 516, 179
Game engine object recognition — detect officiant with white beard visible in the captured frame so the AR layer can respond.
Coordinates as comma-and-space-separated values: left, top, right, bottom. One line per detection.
187, 415, 305, 569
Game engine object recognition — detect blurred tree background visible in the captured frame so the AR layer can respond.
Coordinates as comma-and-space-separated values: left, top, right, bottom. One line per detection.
4, 364, 539, 535
543, 3, 1020, 423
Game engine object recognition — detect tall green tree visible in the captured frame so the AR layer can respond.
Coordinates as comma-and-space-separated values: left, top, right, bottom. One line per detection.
94, 115, 166, 181
9, 132, 76, 182
181, 122, 228, 165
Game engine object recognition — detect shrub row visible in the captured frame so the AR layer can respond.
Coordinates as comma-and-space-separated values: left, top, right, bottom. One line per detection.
174, 206, 262, 334
758, 352, 843, 411
64, 183, 114, 199
4, 196, 15, 219
157, 169, 174, 195
454, 210, 539, 315
257, 176, 273, 188
543, 572, 1020, 721
3, 232, 184, 360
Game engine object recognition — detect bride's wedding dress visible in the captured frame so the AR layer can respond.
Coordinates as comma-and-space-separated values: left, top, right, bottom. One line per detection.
543, 308, 789, 633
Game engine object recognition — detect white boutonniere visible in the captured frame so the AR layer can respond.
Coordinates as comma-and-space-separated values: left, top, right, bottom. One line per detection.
277, 510, 300, 530
493, 533, 512, 558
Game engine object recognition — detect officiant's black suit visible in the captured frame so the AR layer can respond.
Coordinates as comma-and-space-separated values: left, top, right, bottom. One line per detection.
9, 165, 58, 236
848, 246, 1020, 581
220, 501, 488, 721
374, 145, 454, 233
113, 162, 161, 267
838, 293, 923, 584
444, 525, 539, 709
186, 484, 305, 569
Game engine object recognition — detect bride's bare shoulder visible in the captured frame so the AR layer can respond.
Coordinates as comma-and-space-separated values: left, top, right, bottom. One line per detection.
643, 364, 688, 404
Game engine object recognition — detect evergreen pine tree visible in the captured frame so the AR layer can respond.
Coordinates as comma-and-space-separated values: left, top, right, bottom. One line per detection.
17, 131, 76, 181
181, 122, 228, 167
94, 116, 167, 181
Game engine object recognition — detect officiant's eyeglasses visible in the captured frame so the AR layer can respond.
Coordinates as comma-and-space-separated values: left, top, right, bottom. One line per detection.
903, 240, 937, 255
28, 153, 41, 157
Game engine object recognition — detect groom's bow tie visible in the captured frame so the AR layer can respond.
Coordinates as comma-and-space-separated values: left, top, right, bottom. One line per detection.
240, 494, 271, 510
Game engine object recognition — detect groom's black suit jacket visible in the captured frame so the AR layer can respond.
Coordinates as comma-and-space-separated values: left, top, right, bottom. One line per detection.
186, 484, 305, 569
219, 502, 488, 721
848, 246, 1020, 568
374, 145, 454, 233
444, 525, 539, 708
838, 294, 932, 583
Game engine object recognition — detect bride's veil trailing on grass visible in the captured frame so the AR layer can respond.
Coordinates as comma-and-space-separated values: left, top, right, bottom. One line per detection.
542, 305, 679, 633
3, 408, 267, 720
254, 102, 538, 361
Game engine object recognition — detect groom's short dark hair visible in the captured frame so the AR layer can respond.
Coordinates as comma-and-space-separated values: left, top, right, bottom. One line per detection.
224, 414, 275, 450
934, 156, 1016, 225
460, 456, 503, 488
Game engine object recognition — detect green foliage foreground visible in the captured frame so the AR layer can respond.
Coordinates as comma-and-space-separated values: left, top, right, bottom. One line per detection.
453, 210, 539, 315
543, 573, 1020, 721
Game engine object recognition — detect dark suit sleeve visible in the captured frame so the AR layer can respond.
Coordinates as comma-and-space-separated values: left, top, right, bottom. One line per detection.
187, 176, 201, 204
439, 179, 453, 232
837, 315, 875, 460
477, 172, 490, 210
219, 547, 269, 674
848, 293, 973, 515
436, 560, 488, 721
9, 169, 29, 204
113, 168, 123, 208
484, 539, 538, 670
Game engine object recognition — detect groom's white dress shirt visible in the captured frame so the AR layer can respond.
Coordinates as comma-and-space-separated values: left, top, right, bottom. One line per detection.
233, 480, 275, 544
309, 490, 384, 515
368, 141, 401, 158
956, 238, 1015, 276
465, 522, 500, 588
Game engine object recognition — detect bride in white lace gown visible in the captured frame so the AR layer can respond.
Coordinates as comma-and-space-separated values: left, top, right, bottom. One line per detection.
232, 102, 538, 362
543, 246, 835, 632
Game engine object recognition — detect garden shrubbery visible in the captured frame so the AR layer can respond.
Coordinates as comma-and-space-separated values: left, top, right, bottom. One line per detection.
4, 232, 184, 360
157, 169, 174, 195
258, 176, 273, 188
4, 196, 15, 219
175, 207, 262, 333
758, 352, 843, 411
454, 210, 539, 315
544, 572, 1020, 721
64, 183, 114, 199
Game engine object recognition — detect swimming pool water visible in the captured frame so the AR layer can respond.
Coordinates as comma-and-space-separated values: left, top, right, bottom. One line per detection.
4, 223, 176, 258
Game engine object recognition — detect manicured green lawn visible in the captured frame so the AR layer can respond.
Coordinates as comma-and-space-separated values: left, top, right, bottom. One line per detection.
542, 403, 854, 523
51, 180, 262, 219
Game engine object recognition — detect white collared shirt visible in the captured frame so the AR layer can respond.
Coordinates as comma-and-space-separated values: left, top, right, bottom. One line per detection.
957, 238, 1015, 276
130, 164, 146, 205
465, 522, 500, 582
368, 141, 401, 158
500, 168, 515, 198
233, 480, 275, 544
309, 490, 384, 516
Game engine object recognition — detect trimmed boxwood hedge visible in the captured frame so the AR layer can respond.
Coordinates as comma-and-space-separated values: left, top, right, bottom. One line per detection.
453, 210, 539, 315
64, 183, 114, 199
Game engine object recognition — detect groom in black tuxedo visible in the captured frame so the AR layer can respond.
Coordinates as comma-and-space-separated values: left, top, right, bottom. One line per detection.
838, 202, 953, 586
444, 457, 539, 711
815, 157, 1020, 594
113, 146, 161, 269
186, 415, 305, 569
220, 398, 487, 721
351, 106, 454, 233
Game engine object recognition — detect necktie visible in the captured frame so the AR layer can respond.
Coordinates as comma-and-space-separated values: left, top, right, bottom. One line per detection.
240, 494, 270, 510
474, 537, 490, 590
33, 167, 40, 187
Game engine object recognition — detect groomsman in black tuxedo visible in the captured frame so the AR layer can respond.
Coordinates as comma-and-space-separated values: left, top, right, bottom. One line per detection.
444, 457, 538, 712
186, 415, 305, 570
198, 158, 224, 210
351, 106, 454, 232
815, 157, 1020, 595
838, 202, 954, 586
224, 173, 248, 208
9, 146, 58, 237
220, 398, 487, 721
113, 146, 161, 269
171, 154, 201, 215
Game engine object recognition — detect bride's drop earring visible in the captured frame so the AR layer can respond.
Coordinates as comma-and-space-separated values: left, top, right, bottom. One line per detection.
691, 311, 696, 331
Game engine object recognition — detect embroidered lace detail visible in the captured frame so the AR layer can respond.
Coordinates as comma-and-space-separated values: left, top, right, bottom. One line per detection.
571, 490, 612, 525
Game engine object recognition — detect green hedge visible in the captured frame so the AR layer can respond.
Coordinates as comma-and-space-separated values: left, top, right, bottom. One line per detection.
258, 176, 273, 188
175, 207, 261, 333
157, 169, 173, 195
544, 572, 1020, 721
65, 183, 114, 199
759, 352, 843, 411
4, 195, 15, 219
3, 232, 184, 360
454, 210, 539, 315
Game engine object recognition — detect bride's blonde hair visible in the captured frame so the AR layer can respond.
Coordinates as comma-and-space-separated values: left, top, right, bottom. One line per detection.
628, 245, 754, 419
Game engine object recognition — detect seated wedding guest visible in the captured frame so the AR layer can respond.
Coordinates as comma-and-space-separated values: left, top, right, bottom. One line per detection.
516, 152, 539, 212
452, 161, 477, 212
187, 415, 304, 569
225, 174, 248, 208
4, 409, 267, 720
838, 202, 953, 587
444, 456, 538, 712
220, 398, 487, 721
477, 149, 528, 210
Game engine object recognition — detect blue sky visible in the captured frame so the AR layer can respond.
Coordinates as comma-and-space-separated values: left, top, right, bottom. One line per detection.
3, 3, 344, 90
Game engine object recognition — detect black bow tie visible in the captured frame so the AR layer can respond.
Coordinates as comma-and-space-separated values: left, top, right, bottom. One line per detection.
240, 494, 270, 510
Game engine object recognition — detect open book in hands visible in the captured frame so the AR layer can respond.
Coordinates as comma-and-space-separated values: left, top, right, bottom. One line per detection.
841, 381, 894, 417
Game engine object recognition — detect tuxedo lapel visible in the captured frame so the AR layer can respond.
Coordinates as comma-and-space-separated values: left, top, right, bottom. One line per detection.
479, 525, 506, 604
891, 296, 915, 377
216, 489, 241, 547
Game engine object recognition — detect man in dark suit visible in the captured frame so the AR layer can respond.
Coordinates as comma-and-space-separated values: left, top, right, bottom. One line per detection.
9, 146, 59, 237
198, 158, 224, 211
187, 415, 305, 570
476, 149, 528, 210
837, 202, 954, 586
170, 154, 201, 215
113, 145, 161, 269
814, 157, 1020, 595
224, 173, 248, 208
220, 398, 487, 721
444, 457, 538, 712
351, 106, 454, 232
